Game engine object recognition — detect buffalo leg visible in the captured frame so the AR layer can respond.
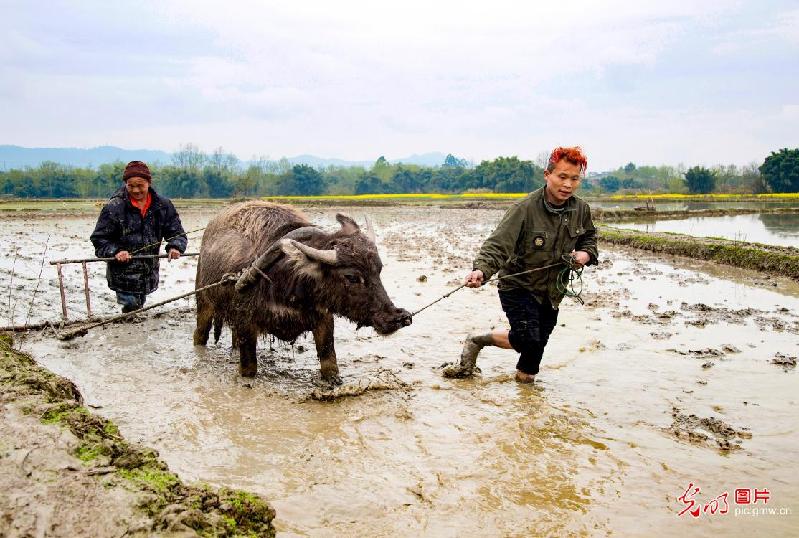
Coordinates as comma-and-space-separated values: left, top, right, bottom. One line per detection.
212, 314, 224, 343
238, 329, 258, 377
193, 294, 213, 346
313, 313, 341, 384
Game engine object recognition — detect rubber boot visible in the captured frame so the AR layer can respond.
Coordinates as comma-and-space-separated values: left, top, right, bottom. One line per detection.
442, 334, 489, 378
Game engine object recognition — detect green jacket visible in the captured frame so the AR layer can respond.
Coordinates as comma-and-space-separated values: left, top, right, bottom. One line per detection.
473, 187, 598, 307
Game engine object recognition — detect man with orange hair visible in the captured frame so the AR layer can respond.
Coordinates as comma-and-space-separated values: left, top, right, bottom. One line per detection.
443, 146, 597, 383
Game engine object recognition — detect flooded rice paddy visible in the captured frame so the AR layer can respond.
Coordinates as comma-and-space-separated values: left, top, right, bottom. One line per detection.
2, 206, 798, 536
590, 199, 799, 212
613, 212, 799, 248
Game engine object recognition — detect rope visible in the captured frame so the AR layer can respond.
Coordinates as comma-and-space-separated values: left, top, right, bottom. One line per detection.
556, 254, 585, 305
411, 261, 567, 317
55, 272, 238, 341
130, 227, 207, 255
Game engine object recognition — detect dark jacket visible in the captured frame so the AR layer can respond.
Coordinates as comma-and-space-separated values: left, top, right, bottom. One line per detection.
473, 187, 598, 307
90, 187, 187, 295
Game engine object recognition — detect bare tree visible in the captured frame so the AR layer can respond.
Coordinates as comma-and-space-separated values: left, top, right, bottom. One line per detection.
172, 143, 206, 171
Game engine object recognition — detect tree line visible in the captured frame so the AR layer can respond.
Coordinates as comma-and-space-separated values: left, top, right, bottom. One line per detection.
1, 144, 797, 198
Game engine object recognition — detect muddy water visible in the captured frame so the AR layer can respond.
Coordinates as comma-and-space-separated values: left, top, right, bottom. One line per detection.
612, 212, 799, 248
3, 206, 798, 536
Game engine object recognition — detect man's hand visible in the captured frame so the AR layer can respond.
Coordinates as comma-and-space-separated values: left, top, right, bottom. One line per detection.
115, 250, 131, 263
570, 250, 590, 268
168, 248, 180, 262
465, 269, 484, 288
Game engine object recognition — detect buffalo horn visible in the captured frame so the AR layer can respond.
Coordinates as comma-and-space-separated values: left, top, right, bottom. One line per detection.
290, 240, 338, 265
364, 216, 376, 243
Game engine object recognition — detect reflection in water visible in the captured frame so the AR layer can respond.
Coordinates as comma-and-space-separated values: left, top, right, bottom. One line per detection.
614, 213, 799, 248
759, 212, 799, 237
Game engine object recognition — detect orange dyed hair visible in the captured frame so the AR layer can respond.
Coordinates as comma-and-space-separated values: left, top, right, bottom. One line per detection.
547, 146, 588, 173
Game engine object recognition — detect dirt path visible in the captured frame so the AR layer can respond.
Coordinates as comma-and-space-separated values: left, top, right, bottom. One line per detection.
0, 333, 276, 538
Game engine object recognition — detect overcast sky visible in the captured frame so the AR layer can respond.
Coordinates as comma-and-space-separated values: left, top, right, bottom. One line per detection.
1, 0, 797, 170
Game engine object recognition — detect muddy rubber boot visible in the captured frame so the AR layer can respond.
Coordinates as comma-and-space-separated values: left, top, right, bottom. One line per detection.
442, 334, 487, 378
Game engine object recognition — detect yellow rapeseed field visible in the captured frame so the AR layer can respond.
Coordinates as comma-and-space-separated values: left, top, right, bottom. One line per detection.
262, 192, 799, 202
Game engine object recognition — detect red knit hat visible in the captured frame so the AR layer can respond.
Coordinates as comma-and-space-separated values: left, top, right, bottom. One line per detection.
123, 161, 152, 182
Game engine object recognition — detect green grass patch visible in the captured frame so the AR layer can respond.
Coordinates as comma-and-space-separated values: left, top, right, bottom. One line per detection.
74, 442, 107, 463
119, 467, 181, 494
40, 403, 86, 424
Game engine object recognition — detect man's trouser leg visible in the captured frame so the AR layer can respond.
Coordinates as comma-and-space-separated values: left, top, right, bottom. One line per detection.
499, 288, 559, 375
116, 291, 145, 313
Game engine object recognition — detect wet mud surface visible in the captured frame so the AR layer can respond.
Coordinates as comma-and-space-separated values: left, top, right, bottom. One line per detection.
2, 206, 799, 536
0, 333, 276, 538
666, 407, 753, 451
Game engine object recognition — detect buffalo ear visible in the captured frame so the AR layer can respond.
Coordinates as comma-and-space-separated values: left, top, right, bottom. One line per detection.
336, 214, 360, 235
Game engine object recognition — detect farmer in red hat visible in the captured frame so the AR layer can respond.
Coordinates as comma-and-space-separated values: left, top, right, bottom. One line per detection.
90, 161, 187, 312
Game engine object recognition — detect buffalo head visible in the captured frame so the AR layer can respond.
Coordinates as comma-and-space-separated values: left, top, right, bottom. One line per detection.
281, 214, 412, 334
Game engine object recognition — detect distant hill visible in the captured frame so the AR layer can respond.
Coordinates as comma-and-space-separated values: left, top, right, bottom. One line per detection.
285, 154, 372, 168
0, 145, 449, 170
0, 145, 172, 169
391, 152, 448, 167
286, 152, 447, 168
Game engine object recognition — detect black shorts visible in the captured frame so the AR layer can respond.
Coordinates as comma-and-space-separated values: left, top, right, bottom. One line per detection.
498, 288, 559, 375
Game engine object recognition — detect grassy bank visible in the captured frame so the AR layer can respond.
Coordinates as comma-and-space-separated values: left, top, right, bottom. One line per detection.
0, 333, 276, 537
599, 226, 799, 280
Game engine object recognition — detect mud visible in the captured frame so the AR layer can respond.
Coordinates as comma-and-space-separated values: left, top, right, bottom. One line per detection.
771, 352, 797, 371
309, 369, 412, 401
2, 205, 799, 536
0, 333, 276, 537
666, 407, 753, 451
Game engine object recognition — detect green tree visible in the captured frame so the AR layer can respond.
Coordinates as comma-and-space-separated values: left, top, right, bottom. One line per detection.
372, 156, 393, 182
355, 173, 387, 194
443, 153, 468, 168
94, 162, 126, 197
291, 164, 325, 195
472, 156, 541, 192
203, 167, 235, 197
760, 148, 799, 193
599, 175, 621, 192
684, 166, 716, 194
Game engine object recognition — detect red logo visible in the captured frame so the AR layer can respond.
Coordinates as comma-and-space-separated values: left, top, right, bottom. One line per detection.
679, 484, 775, 518
735, 489, 750, 505
703, 492, 729, 515
678, 483, 702, 518
677, 484, 729, 518
754, 489, 771, 504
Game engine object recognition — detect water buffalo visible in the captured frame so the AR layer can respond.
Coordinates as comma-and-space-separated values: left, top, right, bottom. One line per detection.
193, 201, 411, 383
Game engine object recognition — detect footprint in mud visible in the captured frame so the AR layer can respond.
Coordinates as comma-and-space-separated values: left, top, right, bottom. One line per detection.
771, 352, 797, 371
665, 407, 752, 451
668, 347, 726, 360
308, 369, 412, 401
650, 331, 672, 340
